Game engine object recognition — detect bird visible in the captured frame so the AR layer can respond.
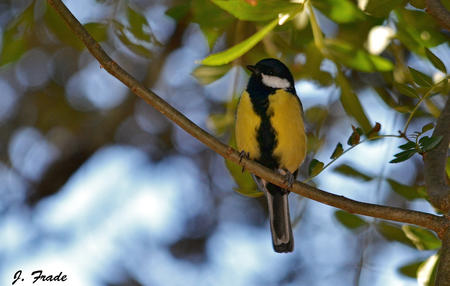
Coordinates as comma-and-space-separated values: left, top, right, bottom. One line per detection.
235, 58, 306, 253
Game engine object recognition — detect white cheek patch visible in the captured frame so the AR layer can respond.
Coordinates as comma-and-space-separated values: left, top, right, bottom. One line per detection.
261, 73, 291, 89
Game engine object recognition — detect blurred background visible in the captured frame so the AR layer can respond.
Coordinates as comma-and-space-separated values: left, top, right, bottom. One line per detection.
0, 0, 448, 285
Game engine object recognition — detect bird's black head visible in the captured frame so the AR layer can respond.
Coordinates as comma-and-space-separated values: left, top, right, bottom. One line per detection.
247, 58, 295, 91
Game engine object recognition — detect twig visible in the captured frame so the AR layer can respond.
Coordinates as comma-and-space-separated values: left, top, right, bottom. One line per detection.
303, 134, 400, 183
403, 80, 446, 135
47, 0, 447, 236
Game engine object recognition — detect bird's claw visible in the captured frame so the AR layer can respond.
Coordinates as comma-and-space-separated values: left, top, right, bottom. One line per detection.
239, 151, 250, 172
280, 169, 295, 189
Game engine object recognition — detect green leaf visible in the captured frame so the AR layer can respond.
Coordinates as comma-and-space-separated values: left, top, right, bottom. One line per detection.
402, 225, 441, 250
84, 22, 108, 42
425, 48, 447, 73
421, 123, 434, 133
309, 159, 324, 177
337, 73, 371, 133
334, 164, 372, 181
334, 210, 368, 230
374, 87, 398, 108
307, 134, 326, 154
299, 44, 333, 86
394, 105, 412, 113
127, 6, 154, 42
396, 9, 447, 50
376, 222, 415, 248
202, 29, 223, 50
0, 28, 27, 66
425, 98, 441, 118
311, 0, 365, 23
226, 158, 262, 197
447, 157, 450, 178
363, 0, 403, 17
326, 39, 394, 72
165, 3, 190, 21
368, 54, 395, 72
192, 64, 232, 85
202, 17, 279, 66
387, 179, 423, 200
398, 260, 423, 278
45, 3, 91, 50
433, 77, 450, 96
305, 106, 328, 129
330, 142, 343, 159
226, 135, 262, 198
398, 141, 416, 150
394, 83, 419, 98
395, 24, 420, 55
208, 113, 233, 135
127, 6, 146, 34
212, 0, 304, 21
192, 0, 233, 49
113, 21, 154, 58
409, 67, 433, 87
390, 149, 417, 163
418, 136, 429, 145
0, 2, 35, 65
420, 135, 443, 152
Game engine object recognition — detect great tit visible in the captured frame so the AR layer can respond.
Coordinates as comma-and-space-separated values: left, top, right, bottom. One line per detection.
235, 58, 306, 253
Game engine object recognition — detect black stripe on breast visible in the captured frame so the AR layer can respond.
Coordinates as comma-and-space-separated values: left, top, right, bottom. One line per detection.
247, 77, 279, 170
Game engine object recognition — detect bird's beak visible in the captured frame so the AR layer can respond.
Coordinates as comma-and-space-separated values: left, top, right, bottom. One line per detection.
246, 65, 259, 74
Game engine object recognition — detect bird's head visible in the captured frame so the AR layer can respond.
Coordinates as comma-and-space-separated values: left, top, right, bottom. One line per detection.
247, 58, 295, 90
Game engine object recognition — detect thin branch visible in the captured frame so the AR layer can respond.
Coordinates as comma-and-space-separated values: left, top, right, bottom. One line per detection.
47, 0, 447, 236
425, 0, 450, 31
403, 82, 444, 135
303, 134, 400, 183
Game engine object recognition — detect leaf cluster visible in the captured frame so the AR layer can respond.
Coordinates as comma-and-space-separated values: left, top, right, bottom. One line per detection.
391, 123, 443, 163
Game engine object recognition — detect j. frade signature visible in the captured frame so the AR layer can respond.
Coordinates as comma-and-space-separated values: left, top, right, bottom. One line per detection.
12, 270, 67, 285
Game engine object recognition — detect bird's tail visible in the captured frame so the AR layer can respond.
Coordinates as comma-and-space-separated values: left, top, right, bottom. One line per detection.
266, 183, 294, 252
253, 175, 294, 253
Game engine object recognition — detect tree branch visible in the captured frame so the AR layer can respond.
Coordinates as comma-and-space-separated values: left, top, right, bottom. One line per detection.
424, 97, 450, 286
425, 0, 450, 31
436, 228, 450, 286
47, 0, 447, 237
424, 98, 450, 213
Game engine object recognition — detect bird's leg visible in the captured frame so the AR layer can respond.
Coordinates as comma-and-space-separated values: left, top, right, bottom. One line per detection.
239, 151, 250, 172
279, 169, 295, 189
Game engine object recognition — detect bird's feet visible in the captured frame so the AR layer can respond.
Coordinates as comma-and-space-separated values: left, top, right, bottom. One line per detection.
279, 169, 295, 189
239, 151, 250, 172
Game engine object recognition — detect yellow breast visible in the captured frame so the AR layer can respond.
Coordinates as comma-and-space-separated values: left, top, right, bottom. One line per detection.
268, 90, 306, 173
235, 91, 261, 160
